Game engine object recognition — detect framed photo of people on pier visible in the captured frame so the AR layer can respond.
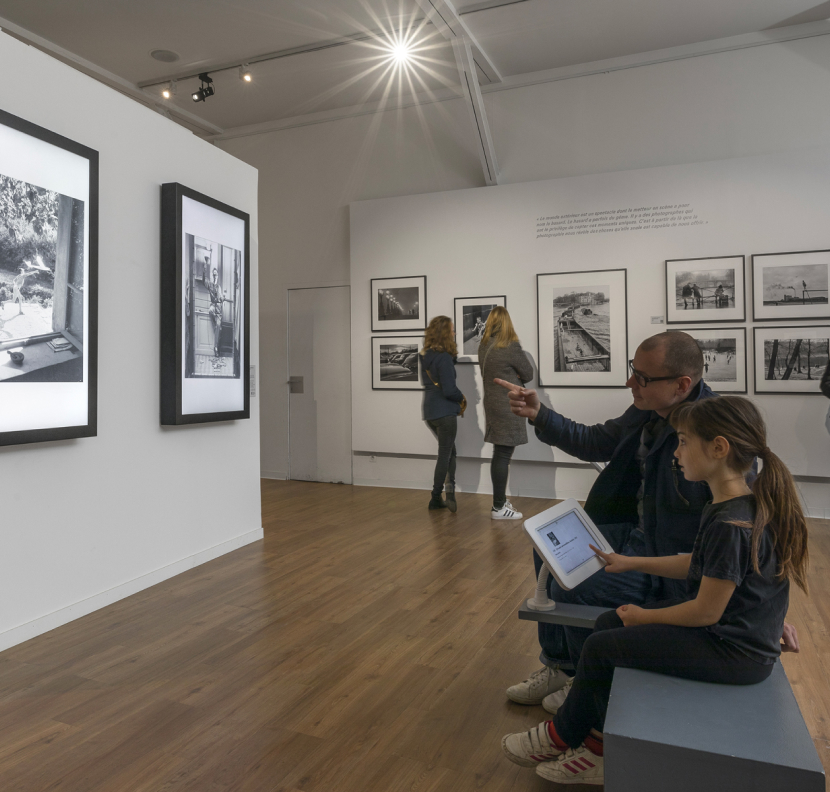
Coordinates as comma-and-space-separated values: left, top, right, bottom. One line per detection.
751, 250, 830, 322
370, 275, 426, 333
0, 108, 98, 448
753, 325, 829, 395
536, 268, 627, 389
665, 255, 745, 325
160, 183, 250, 425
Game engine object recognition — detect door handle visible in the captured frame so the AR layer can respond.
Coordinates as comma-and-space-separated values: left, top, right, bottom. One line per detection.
288, 376, 304, 394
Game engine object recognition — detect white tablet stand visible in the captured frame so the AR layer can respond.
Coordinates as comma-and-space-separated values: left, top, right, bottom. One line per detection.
525, 564, 557, 611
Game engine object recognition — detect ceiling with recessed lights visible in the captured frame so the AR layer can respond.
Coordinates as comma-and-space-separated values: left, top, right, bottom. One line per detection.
0, 0, 828, 136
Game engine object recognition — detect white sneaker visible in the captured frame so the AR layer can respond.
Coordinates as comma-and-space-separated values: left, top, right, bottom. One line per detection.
542, 676, 574, 714
536, 745, 604, 785
506, 665, 571, 705
492, 504, 522, 520
501, 721, 564, 767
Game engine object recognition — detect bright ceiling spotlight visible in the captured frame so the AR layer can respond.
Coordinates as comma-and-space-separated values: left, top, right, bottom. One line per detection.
192, 72, 215, 103
239, 64, 253, 82
161, 80, 177, 99
391, 40, 412, 64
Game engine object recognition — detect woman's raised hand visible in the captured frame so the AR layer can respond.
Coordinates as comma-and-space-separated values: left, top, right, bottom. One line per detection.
590, 545, 634, 574
493, 378, 541, 420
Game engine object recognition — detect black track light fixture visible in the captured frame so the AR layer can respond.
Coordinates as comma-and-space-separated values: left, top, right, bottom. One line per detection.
192, 73, 215, 103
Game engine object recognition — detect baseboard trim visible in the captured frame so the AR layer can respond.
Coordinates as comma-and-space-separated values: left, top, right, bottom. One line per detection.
261, 469, 288, 480
0, 527, 264, 654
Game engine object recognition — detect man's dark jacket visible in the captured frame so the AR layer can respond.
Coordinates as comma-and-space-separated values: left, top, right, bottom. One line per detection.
532, 380, 715, 561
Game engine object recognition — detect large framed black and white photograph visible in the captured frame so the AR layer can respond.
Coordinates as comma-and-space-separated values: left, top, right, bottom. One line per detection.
670, 328, 747, 393
371, 336, 424, 390
454, 295, 506, 363
752, 250, 830, 322
665, 256, 745, 324
537, 269, 627, 388
370, 276, 426, 332
753, 325, 829, 395
161, 183, 250, 424
0, 109, 98, 447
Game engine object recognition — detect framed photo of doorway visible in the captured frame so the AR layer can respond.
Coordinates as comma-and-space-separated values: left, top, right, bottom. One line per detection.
160, 183, 250, 424
0, 109, 98, 447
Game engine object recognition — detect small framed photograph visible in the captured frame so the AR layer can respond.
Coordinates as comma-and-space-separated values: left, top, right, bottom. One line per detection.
537, 269, 628, 388
665, 256, 745, 324
453, 295, 506, 363
0, 108, 98, 447
753, 325, 829, 395
752, 250, 830, 321
371, 276, 426, 332
160, 183, 250, 425
371, 336, 424, 390
669, 327, 747, 393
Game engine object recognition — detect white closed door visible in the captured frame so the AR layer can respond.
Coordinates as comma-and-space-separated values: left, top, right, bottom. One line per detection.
288, 286, 352, 483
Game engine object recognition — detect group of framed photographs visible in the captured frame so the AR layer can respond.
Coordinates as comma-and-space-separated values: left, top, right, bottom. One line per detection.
665, 252, 829, 395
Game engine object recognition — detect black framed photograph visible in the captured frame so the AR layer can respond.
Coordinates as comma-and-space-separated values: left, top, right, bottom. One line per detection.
537, 269, 628, 388
665, 256, 745, 324
751, 250, 830, 321
0, 109, 98, 447
160, 183, 250, 425
371, 335, 424, 390
753, 325, 829, 395
669, 327, 747, 393
370, 275, 426, 332
453, 295, 506, 363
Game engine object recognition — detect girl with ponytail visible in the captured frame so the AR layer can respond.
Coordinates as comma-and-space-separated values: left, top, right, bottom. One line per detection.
501, 395, 808, 786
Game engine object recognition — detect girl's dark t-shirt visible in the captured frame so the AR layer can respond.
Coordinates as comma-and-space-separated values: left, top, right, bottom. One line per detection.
686, 494, 789, 663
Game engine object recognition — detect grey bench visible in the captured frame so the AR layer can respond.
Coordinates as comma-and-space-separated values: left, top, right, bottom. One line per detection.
518, 601, 825, 791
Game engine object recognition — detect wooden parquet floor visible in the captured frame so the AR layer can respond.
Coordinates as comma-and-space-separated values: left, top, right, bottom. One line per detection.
0, 480, 827, 791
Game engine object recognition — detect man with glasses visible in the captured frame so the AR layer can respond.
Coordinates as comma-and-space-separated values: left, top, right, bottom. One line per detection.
496, 331, 798, 712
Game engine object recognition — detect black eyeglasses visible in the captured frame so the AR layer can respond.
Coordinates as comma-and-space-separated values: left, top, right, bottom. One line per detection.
627, 360, 680, 388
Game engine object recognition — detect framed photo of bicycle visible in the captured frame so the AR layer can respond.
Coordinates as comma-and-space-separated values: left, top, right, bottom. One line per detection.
453, 295, 506, 364
665, 256, 745, 324
751, 250, 830, 322
0, 108, 98, 447
160, 183, 250, 425
536, 269, 628, 389
753, 325, 829, 395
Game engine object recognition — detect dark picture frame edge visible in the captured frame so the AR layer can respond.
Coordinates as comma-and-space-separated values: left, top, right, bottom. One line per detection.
370, 275, 427, 333
160, 182, 251, 425
664, 255, 746, 326
453, 294, 507, 364
751, 249, 830, 322
371, 335, 425, 391
0, 108, 99, 448
752, 324, 830, 395
536, 268, 629, 389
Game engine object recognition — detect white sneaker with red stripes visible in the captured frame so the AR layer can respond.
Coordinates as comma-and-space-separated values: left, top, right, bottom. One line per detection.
536, 745, 604, 785
501, 721, 564, 767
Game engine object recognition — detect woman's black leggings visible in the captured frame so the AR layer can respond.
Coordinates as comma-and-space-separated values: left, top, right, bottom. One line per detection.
490, 444, 515, 509
426, 415, 457, 497
552, 603, 774, 748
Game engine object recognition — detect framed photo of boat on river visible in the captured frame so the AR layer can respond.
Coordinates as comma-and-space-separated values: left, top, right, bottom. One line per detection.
665, 255, 745, 324
751, 250, 830, 322
536, 269, 627, 388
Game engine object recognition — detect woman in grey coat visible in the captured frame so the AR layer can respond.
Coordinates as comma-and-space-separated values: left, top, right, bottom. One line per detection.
479, 306, 533, 519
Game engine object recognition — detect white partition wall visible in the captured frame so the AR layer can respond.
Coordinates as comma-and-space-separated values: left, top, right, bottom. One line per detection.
0, 34, 261, 650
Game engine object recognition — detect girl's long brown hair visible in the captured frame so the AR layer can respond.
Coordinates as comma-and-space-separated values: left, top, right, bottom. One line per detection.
421, 315, 457, 357
670, 395, 809, 593
480, 305, 520, 349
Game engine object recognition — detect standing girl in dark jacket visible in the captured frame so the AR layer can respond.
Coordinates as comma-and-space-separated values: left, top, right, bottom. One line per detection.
421, 316, 465, 512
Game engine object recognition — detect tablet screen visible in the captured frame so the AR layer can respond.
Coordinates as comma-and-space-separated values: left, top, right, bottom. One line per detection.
537, 510, 597, 574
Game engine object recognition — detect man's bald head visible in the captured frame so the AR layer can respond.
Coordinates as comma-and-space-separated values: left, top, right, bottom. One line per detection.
639, 332, 703, 385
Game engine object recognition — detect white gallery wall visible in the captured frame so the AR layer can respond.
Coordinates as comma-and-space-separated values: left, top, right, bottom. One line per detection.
218, 32, 830, 514
0, 34, 261, 651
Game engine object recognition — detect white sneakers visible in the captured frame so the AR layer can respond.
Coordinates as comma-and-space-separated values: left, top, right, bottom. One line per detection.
501, 721, 564, 767
542, 676, 574, 714
505, 665, 571, 705
536, 745, 604, 785
491, 503, 523, 520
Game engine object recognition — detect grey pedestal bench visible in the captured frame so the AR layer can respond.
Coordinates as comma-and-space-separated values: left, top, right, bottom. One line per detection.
518, 600, 825, 791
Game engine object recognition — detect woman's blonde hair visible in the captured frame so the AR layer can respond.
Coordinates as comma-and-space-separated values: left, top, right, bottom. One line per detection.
480, 305, 519, 349
421, 315, 457, 357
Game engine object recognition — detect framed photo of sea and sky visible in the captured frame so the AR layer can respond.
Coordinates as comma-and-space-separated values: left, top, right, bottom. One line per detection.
160, 183, 250, 425
0, 109, 98, 447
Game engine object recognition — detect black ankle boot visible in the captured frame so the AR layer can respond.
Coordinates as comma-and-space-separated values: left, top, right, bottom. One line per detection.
428, 495, 447, 510
445, 485, 457, 513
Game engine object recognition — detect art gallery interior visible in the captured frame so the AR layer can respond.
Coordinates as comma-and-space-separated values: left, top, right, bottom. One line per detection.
0, 1, 829, 789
